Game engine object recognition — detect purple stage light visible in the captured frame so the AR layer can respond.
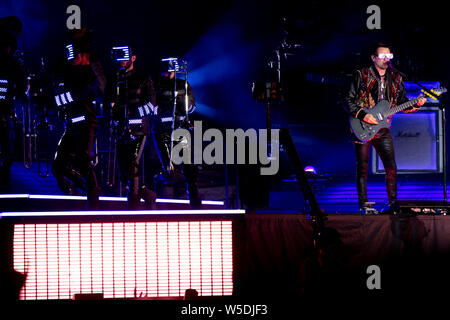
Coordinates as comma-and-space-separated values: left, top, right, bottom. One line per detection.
304, 166, 317, 174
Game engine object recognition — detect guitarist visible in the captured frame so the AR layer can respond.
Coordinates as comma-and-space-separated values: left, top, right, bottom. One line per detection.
344, 42, 426, 214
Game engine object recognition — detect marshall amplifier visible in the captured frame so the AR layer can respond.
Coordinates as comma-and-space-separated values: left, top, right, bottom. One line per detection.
403, 81, 442, 103
372, 106, 443, 174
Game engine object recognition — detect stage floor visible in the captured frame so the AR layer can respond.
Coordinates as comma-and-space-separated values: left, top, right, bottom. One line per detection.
1, 161, 231, 206
313, 174, 450, 214
2, 161, 449, 214
1, 164, 449, 302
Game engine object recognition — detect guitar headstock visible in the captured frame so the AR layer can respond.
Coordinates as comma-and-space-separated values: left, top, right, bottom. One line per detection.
421, 87, 448, 101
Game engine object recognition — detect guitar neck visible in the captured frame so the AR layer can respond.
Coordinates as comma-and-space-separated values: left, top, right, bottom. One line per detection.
385, 97, 421, 116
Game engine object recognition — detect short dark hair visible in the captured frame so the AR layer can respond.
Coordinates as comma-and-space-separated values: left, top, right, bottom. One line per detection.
0, 16, 22, 53
372, 42, 391, 56
69, 28, 93, 53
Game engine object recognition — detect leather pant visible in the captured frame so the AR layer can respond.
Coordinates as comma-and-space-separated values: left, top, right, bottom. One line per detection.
355, 128, 397, 208
151, 129, 200, 202
117, 132, 154, 209
0, 118, 14, 185
52, 125, 100, 208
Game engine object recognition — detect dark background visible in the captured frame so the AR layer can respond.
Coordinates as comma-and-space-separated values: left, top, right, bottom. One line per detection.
2, 0, 450, 176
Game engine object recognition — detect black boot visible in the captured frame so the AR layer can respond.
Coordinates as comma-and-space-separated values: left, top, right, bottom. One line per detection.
128, 192, 141, 210
187, 184, 202, 209
87, 186, 101, 210
190, 196, 202, 209
141, 186, 157, 210
184, 165, 202, 209
0, 165, 11, 186
380, 200, 400, 215
386, 200, 401, 215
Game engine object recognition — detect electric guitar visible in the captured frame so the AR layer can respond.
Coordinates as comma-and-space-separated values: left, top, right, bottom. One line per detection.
350, 96, 424, 142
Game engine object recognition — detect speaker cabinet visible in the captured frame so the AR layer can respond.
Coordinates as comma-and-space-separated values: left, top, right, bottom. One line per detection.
372, 106, 443, 174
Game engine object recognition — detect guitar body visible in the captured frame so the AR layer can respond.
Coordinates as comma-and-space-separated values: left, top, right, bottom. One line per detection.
350, 100, 391, 141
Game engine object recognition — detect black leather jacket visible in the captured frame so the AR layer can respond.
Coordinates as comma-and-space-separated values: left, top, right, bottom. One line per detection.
344, 65, 410, 121
54, 60, 106, 128
0, 53, 25, 119
104, 68, 156, 136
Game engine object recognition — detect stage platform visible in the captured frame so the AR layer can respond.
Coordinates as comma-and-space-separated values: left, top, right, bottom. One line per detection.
234, 213, 450, 299
0, 194, 226, 212
4, 161, 450, 214
0, 161, 234, 210
313, 174, 450, 214
1, 162, 450, 301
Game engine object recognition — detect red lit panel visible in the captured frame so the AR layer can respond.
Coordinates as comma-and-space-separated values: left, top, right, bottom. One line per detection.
13, 221, 233, 300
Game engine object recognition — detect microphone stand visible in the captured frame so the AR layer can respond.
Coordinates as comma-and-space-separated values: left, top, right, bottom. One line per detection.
389, 63, 448, 203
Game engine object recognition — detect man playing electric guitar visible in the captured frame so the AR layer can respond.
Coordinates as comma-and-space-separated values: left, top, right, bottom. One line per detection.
344, 42, 426, 214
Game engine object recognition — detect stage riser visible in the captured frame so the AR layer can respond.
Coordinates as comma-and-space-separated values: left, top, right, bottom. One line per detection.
2, 213, 449, 300
0, 199, 224, 212
234, 214, 450, 297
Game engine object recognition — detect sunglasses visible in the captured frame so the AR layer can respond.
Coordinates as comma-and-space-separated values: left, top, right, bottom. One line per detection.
377, 53, 394, 60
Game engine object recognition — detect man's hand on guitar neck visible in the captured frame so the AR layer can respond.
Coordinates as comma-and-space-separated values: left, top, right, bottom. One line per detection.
417, 97, 427, 106
404, 97, 426, 113
363, 114, 378, 125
